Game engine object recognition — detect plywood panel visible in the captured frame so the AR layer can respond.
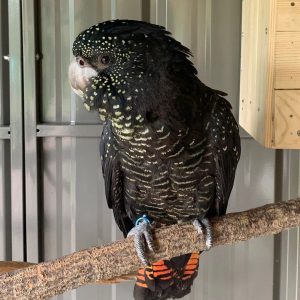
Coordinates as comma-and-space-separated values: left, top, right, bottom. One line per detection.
275, 32, 300, 89
239, 0, 300, 148
274, 90, 300, 148
239, 0, 274, 146
240, 0, 257, 138
277, 0, 300, 31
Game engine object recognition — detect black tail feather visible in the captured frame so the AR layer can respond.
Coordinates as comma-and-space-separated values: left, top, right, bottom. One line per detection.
134, 253, 200, 300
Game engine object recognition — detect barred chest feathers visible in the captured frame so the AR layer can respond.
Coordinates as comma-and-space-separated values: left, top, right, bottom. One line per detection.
100, 109, 215, 224
109, 108, 209, 165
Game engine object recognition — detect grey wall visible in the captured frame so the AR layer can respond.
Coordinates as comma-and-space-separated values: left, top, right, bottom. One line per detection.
278, 150, 300, 300
0, 0, 11, 262
0, 0, 299, 299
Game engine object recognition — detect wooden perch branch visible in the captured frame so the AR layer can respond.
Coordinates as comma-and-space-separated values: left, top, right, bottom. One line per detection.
0, 199, 299, 299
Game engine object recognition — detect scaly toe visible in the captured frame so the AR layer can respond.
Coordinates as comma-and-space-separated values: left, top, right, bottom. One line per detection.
193, 218, 212, 250
193, 219, 203, 235
127, 215, 154, 265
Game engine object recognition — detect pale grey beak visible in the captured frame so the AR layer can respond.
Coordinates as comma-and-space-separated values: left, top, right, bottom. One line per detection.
68, 57, 98, 97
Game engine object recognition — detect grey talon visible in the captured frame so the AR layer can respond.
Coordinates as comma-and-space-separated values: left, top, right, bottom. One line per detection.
193, 218, 212, 250
193, 219, 203, 235
127, 215, 154, 265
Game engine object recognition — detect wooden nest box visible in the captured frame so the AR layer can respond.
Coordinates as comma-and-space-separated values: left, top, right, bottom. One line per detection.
239, 0, 300, 149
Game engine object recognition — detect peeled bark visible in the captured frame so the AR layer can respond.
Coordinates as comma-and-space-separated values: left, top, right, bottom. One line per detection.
0, 199, 299, 299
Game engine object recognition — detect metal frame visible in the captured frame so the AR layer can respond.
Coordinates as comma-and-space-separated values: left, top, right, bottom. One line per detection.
0, 127, 10, 139
0, 0, 11, 261
21, 1, 105, 262
279, 150, 300, 299
8, 0, 25, 261
22, 0, 39, 262
36, 124, 102, 138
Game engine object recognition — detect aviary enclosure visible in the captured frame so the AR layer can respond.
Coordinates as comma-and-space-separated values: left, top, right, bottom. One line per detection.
0, 0, 299, 299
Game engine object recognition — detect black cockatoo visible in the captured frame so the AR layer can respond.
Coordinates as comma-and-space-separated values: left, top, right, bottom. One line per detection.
69, 20, 240, 300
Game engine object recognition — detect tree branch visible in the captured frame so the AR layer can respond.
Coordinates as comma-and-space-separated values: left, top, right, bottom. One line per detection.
0, 199, 299, 299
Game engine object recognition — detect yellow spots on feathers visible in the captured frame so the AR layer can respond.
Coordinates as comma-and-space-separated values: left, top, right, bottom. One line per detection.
118, 134, 133, 141
121, 128, 134, 134
140, 128, 149, 135
112, 121, 123, 129
157, 126, 164, 133
84, 103, 90, 111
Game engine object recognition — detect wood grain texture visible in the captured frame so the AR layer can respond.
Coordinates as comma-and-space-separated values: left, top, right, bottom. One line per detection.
239, 0, 275, 147
0, 199, 299, 299
277, 0, 300, 31
274, 90, 300, 148
275, 31, 300, 89
265, 0, 278, 148
240, 0, 300, 148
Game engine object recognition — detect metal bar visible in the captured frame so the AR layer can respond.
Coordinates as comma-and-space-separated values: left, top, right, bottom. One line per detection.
36, 124, 251, 139
111, 0, 116, 19
204, 0, 212, 83
0, 3, 4, 127
0, 0, 10, 262
154, 0, 167, 27
0, 0, 4, 262
0, 126, 10, 139
36, 123, 250, 140
8, 0, 25, 261
37, 124, 102, 137
0, 0, 10, 127
141, 0, 151, 22
22, 0, 39, 263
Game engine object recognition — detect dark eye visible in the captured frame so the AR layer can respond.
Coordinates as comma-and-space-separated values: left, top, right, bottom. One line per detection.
100, 55, 110, 65
76, 57, 85, 67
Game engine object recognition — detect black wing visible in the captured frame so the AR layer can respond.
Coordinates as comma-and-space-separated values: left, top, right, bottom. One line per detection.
208, 96, 241, 217
99, 122, 134, 236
